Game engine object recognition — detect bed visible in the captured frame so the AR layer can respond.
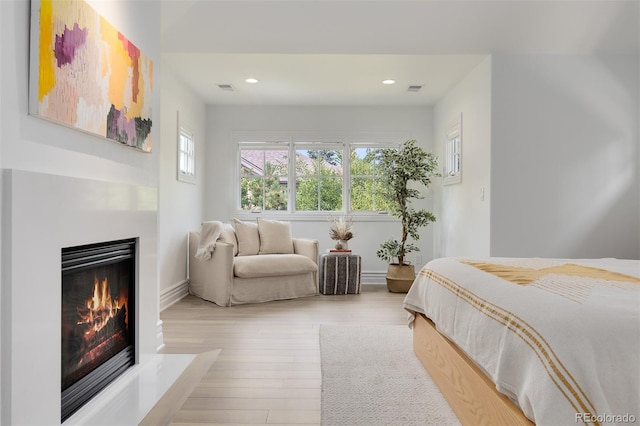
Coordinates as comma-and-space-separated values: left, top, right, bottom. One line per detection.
403, 257, 640, 425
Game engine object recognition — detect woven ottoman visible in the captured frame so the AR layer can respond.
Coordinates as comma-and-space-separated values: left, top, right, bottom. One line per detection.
319, 253, 362, 295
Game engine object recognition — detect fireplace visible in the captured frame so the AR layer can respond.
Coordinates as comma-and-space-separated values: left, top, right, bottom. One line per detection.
61, 238, 137, 422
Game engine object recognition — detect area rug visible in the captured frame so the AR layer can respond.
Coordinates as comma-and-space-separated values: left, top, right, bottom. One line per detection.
320, 325, 460, 426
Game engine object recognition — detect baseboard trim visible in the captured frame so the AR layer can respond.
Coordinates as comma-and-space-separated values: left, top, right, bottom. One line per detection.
160, 279, 189, 312
161, 274, 385, 306
361, 271, 386, 285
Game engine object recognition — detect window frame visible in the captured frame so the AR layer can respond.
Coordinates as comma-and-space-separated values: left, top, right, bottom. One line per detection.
233, 132, 405, 219
177, 113, 196, 184
443, 114, 462, 186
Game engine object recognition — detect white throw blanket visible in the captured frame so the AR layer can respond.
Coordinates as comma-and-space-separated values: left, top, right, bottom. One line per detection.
195, 221, 223, 260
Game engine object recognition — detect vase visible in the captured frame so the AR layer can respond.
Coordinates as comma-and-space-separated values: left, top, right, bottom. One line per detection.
335, 240, 348, 250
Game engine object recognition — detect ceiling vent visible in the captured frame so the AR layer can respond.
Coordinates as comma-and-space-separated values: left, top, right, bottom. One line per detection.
218, 84, 234, 91
407, 85, 423, 92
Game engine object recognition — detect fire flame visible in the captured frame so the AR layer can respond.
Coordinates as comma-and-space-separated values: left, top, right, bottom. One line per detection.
77, 276, 127, 336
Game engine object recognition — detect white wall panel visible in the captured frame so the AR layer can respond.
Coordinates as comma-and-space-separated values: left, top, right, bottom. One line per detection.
433, 57, 492, 258
158, 67, 206, 295
491, 54, 639, 259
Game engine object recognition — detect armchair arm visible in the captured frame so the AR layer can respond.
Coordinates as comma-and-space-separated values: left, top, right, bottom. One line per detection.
293, 238, 319, 295
189, 231, 234, 307
292, 238, 319, 265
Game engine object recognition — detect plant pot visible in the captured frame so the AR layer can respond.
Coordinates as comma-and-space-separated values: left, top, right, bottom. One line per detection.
385, 263, 416, 293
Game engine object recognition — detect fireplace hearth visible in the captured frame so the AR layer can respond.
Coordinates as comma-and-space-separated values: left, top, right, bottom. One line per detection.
61, 238, 137, 422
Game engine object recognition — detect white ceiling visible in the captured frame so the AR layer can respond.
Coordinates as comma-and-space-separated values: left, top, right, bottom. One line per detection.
161, 0, 639, 106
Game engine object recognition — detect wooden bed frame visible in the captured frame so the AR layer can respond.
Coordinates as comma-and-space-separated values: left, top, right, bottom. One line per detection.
413, 313, 534, 426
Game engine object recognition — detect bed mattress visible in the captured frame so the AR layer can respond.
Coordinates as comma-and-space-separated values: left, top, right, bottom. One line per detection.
403, 257, 640, 425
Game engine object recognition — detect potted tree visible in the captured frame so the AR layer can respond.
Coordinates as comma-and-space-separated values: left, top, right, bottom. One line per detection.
374, 139, 440, 292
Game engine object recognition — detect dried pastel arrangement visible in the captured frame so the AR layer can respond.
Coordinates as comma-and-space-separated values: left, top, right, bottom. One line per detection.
329, 216, 354, 249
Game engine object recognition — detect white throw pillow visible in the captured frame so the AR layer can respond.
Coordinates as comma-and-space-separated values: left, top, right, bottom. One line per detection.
257, 218, 294, 254
233, 218, 260, 256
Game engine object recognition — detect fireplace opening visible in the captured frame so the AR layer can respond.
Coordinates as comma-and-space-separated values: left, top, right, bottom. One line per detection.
61, 238, 137, 422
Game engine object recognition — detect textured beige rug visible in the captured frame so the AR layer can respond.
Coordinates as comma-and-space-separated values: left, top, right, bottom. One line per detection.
320, 325, 460, 426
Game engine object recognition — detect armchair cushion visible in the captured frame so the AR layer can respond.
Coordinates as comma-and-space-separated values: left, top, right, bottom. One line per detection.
233, 218, 260, 256
234, 254, 317, 279
258, 218, 294, 254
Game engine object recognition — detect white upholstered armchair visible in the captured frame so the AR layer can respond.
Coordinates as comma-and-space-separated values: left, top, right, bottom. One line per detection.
188, 219, 319, 306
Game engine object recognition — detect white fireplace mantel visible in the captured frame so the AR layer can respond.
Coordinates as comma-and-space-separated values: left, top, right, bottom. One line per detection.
2, 169, 163, 424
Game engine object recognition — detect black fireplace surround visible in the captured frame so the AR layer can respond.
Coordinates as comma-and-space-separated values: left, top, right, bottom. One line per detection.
61, 238, 137, 422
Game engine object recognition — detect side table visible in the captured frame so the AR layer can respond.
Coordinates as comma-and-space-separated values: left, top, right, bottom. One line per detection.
319, 253, 362, 295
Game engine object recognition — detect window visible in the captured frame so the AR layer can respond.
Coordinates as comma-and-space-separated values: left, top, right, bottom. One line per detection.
236, 134, 400, 215
444, 115, 462, 185
349, 145, 393, 213
295, 144, 343, 211
240, 145, 289, 212
177, 119, 196, 184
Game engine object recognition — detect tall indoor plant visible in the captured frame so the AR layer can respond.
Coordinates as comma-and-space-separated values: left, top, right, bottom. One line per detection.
374, 139, 440, 292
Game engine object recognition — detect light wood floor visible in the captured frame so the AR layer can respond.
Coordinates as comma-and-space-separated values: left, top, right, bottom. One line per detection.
159, 285, 408, 425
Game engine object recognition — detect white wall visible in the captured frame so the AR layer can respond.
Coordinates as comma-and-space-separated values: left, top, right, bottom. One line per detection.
490, 54, 640, 259
158, 66, 206, 307
1, 0, 162, 423
205, 106, 437, 279
433, 56, 492, 258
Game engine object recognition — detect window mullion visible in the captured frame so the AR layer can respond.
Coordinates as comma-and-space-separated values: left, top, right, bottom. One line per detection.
343, 142, 350, 214
315, 157, 321, 211
261, 151, 266, 211
289, 141, 295, 213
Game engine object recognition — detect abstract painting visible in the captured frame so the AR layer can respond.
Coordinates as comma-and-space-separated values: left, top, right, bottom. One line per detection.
29, 0, 153, 152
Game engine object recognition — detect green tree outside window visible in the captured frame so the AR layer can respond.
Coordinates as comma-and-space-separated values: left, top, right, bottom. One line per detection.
350, 147, 394, 212
295, 149, 343, 211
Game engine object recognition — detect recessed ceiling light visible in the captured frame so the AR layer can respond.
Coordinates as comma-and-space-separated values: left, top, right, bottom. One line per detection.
245, 78, 259, 84
382, 79, 396, 85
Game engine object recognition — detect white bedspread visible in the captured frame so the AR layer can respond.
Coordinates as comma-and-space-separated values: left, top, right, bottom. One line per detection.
403, 257, 640, 426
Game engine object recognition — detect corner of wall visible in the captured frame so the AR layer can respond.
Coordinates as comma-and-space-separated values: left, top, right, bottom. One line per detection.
0, 170, 11, 425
